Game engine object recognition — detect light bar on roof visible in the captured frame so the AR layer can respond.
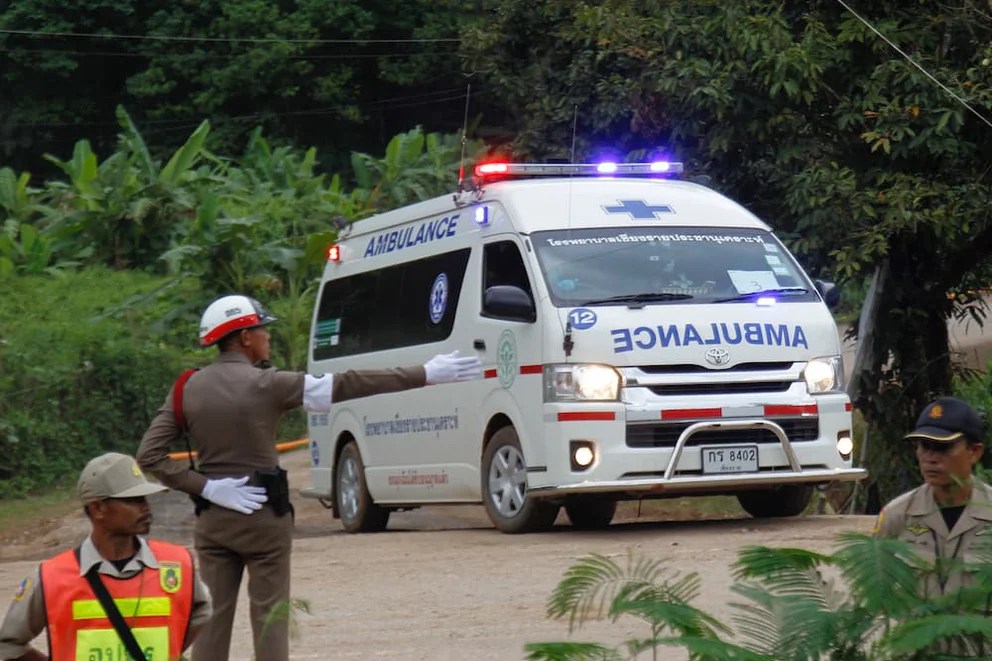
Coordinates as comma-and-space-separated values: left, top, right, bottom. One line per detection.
474, 161, 684, 179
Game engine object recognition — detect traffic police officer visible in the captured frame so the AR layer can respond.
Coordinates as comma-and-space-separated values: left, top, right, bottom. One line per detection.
0, 452, 212, 661
872, 396, 992, 597
136, 294, 481, 661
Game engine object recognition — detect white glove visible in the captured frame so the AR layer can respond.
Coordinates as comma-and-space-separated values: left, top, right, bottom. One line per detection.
424, 350, 483, 385
201, 477, 268, 515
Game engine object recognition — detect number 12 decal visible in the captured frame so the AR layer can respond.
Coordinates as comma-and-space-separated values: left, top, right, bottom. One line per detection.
568, 308, 598, 330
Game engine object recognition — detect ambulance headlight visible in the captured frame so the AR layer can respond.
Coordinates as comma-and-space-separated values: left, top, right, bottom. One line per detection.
544, 364, 622, 402
803, 355, 845, 394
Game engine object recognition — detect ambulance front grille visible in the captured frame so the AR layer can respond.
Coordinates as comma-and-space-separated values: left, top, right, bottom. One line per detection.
647, 381, 793, 396
625, 418, 819, 448
638, 362, 794, 374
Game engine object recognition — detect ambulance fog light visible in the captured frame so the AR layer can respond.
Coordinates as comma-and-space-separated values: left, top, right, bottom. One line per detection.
803, 355, 844, 393
836, 433, 854, 458
570, 441, 596, 471
544, 364, 622, 402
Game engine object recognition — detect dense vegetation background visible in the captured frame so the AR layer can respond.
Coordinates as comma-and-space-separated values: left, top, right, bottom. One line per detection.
1, 0, 991, 506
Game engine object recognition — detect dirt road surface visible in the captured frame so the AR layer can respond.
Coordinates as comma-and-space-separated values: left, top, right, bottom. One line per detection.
0, 449, 875, 660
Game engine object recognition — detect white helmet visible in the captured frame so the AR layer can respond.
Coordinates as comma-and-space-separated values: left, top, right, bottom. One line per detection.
198, 294, 278, 347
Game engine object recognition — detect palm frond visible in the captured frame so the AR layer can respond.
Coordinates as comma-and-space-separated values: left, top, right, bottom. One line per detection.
612, 598, 730, 639
832, 532, 923, 615
730, 584, 872, 661
734, 545, 831, 581
546, 551, 680, 632
883, 614, 992, 656
663, 635, 777, 661
523, 641, 623, 661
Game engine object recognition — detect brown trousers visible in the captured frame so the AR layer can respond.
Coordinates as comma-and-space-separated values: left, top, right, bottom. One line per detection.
191, 504, 294, 661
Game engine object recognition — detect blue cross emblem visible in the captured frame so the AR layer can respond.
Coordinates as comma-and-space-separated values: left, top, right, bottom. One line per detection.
602, 200, 674, 219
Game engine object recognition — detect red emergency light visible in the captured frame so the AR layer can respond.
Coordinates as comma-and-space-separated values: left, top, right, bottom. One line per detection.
327, 244, 341, 262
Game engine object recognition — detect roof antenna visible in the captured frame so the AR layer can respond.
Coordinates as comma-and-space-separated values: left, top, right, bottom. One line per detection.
569, 105, 579, 164
456, 82, 472, 192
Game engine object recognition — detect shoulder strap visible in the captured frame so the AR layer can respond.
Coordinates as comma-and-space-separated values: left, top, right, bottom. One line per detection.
172, 369, 199, 471
172, 368, 198, 431
75, 547, 149, 661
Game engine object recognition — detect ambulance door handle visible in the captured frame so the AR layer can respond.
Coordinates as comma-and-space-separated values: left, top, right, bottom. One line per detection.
473, 339, 486, 351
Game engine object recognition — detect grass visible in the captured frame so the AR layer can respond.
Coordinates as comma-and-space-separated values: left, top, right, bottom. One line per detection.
0, 482, 79, 545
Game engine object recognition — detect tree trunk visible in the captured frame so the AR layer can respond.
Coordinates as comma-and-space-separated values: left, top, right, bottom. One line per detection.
855, 236, 954, 509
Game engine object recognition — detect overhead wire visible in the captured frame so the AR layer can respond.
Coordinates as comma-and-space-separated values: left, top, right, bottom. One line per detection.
5, 81, 483, 128
0, 27, 460, 45
0, 46, 462, 60
834, 0, 992, 130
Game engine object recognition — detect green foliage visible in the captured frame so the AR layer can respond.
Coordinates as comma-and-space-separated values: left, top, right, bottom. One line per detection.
0, 0, 485, 170
0, 116, 478, 496
463, 0, 992, 506
0, 267, 188, 498
529, 533, 992, 659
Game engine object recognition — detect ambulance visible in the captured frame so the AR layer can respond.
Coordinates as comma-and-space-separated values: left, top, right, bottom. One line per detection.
300, 161, 867, 533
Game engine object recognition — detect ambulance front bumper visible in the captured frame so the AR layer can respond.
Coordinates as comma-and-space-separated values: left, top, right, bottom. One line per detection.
527, 466, 867, 497
529, 417, 867, 498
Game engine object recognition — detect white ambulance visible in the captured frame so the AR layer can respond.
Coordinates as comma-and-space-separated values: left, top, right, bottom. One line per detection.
300, 161, 867, 533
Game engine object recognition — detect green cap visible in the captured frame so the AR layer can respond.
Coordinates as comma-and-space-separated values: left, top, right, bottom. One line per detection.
77, 453, 168, 504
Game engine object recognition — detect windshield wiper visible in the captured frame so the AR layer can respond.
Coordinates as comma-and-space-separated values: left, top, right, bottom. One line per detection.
714, 287, 809, 303
580, 292, 694, 307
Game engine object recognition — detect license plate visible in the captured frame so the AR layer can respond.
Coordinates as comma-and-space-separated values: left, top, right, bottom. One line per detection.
701, 445, 759, 474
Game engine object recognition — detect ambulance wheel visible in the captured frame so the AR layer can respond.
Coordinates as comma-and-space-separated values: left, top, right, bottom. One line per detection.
564, 497, 617, 530
482, 427, 559, 534
336, 441, 389, 533
737, 484, 813, 518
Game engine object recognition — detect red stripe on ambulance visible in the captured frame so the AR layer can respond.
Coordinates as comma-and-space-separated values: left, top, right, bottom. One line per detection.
660, 404, 819, 420
661, 408, 722, 420
557, 412, 616, 422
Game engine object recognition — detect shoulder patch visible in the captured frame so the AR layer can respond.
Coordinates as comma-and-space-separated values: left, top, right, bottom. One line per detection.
160, 562, 182, 594
13, 577, 31, 601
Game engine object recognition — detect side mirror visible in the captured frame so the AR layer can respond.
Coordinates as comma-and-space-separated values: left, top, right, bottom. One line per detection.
814, 279, 841, 310
483, 285, 536, 322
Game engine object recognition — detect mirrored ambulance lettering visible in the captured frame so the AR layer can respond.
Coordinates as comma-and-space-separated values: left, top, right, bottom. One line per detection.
610, 322, 809, 352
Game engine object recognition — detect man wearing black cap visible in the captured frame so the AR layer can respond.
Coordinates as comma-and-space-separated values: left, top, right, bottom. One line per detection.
872, 396, 992, 596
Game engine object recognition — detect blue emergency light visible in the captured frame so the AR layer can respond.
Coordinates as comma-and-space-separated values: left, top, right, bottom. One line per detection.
474, 161, 684, 180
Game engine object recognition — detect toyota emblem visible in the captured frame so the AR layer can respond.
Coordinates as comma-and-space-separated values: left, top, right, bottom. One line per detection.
704, 348, 730, 367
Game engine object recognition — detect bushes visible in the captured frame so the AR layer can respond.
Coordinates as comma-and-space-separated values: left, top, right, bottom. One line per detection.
0, 267, 188, 497
527, 533, 992, 660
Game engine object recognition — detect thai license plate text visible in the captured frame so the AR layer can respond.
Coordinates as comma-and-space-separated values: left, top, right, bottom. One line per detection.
701, 445, 759, 474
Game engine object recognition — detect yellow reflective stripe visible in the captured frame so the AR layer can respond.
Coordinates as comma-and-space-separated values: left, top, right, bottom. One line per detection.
72, 597, 172, 620
76, 625, 169, 660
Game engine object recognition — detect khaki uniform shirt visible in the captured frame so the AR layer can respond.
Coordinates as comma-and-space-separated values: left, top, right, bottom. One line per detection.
0, 536, 212, 659
872, 480, 992, 597
137, 352, 426, 494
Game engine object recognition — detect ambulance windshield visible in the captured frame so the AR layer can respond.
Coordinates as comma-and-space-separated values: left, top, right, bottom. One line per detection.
532, 227, 817, 307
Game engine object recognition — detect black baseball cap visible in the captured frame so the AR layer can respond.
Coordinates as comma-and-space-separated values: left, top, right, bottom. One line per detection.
904, 396, 985, 444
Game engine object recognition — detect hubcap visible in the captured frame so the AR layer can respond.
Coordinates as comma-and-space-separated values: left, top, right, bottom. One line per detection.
487, 444, 528, 518
338, 454, 360, 520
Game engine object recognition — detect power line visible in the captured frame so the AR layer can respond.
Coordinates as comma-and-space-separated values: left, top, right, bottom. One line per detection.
6, 86, 488, 130
834, 0, 992, 130
0, 46, 463, 60
0, 27, 460, 45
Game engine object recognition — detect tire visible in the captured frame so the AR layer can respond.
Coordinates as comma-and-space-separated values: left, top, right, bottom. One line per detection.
336, 441, 390, 533
564, 497, 617, 530
737, 484, 813, 518
481, 427, 559, 534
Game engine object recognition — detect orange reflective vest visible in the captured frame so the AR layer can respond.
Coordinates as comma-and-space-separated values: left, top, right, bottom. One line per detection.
40, 540, 194, 661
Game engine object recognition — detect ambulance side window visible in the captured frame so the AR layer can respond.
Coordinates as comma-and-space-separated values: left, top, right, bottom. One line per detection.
313, 248, 471, 360
482, 241, 535, 320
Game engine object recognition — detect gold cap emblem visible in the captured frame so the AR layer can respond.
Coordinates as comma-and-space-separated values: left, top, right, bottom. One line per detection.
929, 404, 943, 419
